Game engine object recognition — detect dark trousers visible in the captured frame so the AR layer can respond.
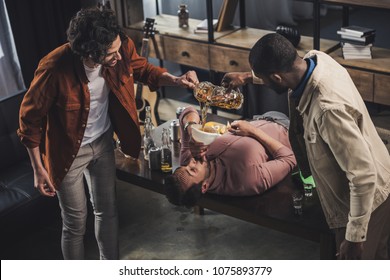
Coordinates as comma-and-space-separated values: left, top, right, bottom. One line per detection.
334, 194, 390, 259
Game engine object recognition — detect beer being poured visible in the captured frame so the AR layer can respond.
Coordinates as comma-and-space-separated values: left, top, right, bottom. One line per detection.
193, 81, 244, 125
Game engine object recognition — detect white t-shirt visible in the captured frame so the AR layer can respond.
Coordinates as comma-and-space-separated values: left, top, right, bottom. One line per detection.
81, 64, 111, 146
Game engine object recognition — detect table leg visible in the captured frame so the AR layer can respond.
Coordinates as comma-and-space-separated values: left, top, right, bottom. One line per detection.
194, 205, 205, 215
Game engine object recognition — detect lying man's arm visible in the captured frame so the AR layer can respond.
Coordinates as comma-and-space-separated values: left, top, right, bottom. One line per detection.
229, 120, 285, 154
178, 106, 204, 165
229, 120, 297, 190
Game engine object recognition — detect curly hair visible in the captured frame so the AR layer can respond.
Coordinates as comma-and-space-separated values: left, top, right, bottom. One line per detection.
66, 7, 125, 63
249, 33, 298, 75
164, 172, 203, 208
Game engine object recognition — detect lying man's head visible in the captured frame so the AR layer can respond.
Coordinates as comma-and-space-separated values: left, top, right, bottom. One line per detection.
165, 158, 210, 207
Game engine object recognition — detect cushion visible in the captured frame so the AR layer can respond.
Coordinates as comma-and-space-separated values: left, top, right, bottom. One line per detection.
0, 91, 28, 170
0, 160, 40, 216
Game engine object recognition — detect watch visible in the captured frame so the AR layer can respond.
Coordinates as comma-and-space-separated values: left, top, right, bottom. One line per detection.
184, 121, 197, 133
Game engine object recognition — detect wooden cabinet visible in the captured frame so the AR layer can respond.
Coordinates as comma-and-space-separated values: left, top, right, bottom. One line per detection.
125, 14, 239, 71
331, 47, 390, 105
319, 0, 390, 105
162, 37, 209, 69
125, 13, 339, 74
375, 73, 390, 105
209, 45, 250, 72
346, 68, 374, 102
125, 0, 390, 107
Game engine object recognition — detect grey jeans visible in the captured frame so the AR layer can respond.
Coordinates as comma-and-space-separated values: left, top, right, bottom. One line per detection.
57, 128, 118, 259
253, 111, 290, 130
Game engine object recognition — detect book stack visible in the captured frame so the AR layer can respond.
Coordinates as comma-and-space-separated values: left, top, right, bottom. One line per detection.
215, 0, 238, 32
336, 25, 376, 59
194, 0, 238, 34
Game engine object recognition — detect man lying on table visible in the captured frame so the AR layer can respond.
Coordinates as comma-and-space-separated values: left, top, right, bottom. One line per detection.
165, 106, 297, 207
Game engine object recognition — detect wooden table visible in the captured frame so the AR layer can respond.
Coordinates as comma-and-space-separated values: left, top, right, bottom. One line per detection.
115, 115, 336, 259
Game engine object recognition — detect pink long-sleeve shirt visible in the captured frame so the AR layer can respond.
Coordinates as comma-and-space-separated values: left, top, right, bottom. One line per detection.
179, 107, 297, 196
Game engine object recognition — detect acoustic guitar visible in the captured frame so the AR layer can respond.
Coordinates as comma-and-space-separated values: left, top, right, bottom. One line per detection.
135, 18, 159, 127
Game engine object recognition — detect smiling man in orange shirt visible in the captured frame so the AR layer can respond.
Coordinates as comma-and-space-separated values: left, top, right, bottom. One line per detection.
18, 7, 198, 259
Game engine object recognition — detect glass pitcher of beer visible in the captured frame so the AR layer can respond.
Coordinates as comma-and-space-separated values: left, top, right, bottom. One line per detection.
193, 81, 244, 110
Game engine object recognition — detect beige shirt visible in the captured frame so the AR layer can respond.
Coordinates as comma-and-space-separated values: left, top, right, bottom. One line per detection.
293, 50, 390, 242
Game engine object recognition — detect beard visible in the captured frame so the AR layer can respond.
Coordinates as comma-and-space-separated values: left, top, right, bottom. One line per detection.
105, 60, 118, 67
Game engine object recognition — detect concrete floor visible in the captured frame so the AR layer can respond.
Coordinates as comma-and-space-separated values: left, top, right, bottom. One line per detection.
115, 181, 320, 260
1, 179, 320, 260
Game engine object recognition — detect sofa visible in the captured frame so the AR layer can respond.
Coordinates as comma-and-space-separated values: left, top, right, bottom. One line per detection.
0, 90, 59, 254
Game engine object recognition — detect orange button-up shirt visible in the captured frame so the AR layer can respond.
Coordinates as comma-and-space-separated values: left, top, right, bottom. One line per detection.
18, 36, 166, 188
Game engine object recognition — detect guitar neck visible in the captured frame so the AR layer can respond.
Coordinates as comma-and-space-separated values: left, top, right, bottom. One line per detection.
140, 38, 150, 60
135, 38, 150, 100
136, 18, 159, 126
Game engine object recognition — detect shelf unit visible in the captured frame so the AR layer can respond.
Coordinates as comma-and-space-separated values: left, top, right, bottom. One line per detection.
124, 0, 390, 109
125, 13, 338, 72
123, 0, 340, 117
311, 0, 390, 105
125, 0, 339, 71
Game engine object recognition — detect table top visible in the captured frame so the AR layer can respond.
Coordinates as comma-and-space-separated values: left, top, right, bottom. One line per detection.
116, 113, 231, 194
215, 27, 339, 57
128, 15, 339, 57
115, 131, 179, 196
115, 115, 331, 242
127, 14, 239, 43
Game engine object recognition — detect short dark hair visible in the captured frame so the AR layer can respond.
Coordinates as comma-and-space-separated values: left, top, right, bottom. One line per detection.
249, 33, 298, 75
66, 7, 124, 62
164, 174, 203, 208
